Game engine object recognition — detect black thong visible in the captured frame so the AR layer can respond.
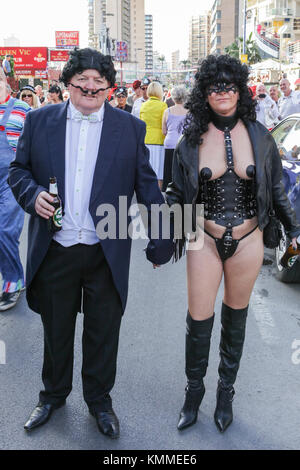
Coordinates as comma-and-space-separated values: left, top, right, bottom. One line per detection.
204, 225, 259, 262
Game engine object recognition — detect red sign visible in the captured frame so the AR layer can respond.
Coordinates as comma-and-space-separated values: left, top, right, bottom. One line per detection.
0, 47, 48, 70
55, 31, 79, 49
50, 50, 70, 62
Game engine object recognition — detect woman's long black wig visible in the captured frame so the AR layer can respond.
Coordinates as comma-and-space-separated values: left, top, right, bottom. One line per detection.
183, 54, 256, 147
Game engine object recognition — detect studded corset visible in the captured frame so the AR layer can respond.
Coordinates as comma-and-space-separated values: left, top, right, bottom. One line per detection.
197, 127, 257, 228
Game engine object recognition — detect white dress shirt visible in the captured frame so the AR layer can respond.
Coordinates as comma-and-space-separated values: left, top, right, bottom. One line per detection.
255, 95, 279, 128
131, 97, 146, 119
54, 100, 104, 247
278, 90, 300, 119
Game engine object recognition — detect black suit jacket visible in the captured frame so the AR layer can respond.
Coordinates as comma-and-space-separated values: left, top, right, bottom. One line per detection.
8, 101, 174, 313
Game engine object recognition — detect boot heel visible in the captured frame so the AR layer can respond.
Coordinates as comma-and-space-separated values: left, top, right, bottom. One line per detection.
177, 385, 205, 430
214, 381, 235, 433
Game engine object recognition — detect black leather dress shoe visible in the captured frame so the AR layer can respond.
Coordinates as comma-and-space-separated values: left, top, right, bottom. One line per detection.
90, 408, 120, 439
24, 400, 66, 431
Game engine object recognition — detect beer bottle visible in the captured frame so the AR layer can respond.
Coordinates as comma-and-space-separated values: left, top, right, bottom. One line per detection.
48, 177, 62, 232
280, 235, 300, 268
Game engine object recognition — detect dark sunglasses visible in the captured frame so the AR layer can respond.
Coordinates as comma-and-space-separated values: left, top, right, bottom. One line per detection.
22, 94, 33, 98
141, 86, 148, 91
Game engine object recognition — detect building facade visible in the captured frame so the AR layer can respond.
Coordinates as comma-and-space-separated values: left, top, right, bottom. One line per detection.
246, 0, 300, 60
131, 0, 145, 76
210, 0, 244, 54
189, 14, 211, 65
172, 50, 180, 70
145, 14, 153, 75
87, 0, 145, 73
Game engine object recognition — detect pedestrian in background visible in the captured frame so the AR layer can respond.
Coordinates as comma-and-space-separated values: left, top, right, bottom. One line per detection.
162, 85, 187, 191
0, 68, 30, 311
115, 87, 132, 113
166, 54, 300, 434
269, 85, 280, 108
255, 83, 279, 129
35, 85, 44, 106
20, 85, 39, 110
131, 78, 150, 119
2, 55, 11, 77
63, 90, 70, 102
278, 78, 300, 119
126, 87, 134, 106
47, 85, 63, 104
131, 80, 142, 104
140, 81, 167, 190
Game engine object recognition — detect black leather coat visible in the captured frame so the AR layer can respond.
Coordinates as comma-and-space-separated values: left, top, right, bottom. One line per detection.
165, 119, 300, 239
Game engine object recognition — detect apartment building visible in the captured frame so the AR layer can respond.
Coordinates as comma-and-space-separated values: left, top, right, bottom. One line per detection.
245, 0, 300, 60
247, 0, 300, 48
145, 14, 153, 74
189, 13, 211, 65
172, 50, 180, 70
130, 0, 145, 75
210, 0, 244, 54
88, 0, 145, 72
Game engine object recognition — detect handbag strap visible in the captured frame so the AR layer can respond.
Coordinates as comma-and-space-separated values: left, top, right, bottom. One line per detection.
267, 167, 275, 216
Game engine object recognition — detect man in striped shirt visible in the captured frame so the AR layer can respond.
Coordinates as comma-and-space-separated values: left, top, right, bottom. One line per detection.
0, 68, 30, 311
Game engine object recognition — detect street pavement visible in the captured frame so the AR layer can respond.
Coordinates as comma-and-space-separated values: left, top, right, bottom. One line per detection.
0, 215, 300, 450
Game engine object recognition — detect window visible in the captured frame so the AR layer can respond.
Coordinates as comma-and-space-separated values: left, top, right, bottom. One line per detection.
272, 119, 300, 160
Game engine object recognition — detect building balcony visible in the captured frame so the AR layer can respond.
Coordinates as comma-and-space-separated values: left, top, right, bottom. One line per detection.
260, 7, 294, 23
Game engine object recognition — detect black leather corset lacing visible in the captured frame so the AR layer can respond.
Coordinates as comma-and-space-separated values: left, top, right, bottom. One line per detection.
197, 127, 257, 229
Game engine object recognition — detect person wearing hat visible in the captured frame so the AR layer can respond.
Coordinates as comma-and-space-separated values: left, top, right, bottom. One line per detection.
0, 69, 30, 312
131, 80, 142, 104
8, 47, 174, 438
115, 87, 132, 113
132, 78, 151, 119
20, 85, 40, 109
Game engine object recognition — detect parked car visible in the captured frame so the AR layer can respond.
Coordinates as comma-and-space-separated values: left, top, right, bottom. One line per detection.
271, 114, 300, 282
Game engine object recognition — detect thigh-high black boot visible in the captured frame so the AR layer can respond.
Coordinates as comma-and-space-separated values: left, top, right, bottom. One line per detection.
177, 311, 215, 430
214, 302, 248, 433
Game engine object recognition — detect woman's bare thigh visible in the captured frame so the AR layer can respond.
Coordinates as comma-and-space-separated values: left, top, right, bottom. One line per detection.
223, 228, 264, 309
186, 234, 223, 320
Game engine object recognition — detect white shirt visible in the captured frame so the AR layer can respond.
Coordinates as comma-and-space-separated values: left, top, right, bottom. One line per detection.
256, 95, 279, 128
131, 97, 146, 119
278, 90, 300, 119
54, 100, 104, 247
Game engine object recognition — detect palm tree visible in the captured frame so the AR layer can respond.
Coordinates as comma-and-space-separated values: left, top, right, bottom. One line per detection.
225, 33, 262, 65
180, 59, 191, 70
157, 55, 166, 81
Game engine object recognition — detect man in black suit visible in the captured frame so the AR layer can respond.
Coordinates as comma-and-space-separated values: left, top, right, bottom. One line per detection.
8, 48, 174, 439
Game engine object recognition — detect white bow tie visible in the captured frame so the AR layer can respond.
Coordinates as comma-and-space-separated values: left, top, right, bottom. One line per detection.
72, 111, 99, 123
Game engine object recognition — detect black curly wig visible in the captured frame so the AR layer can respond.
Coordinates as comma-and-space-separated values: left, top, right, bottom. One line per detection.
183, 54, 256, 147
60, 48, 116, 87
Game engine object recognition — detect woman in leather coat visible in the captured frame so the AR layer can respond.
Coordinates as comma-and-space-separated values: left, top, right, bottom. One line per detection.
165, 55, 300, 433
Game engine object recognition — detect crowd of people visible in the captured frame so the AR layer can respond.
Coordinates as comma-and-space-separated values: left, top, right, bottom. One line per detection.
1, 48, 300, 441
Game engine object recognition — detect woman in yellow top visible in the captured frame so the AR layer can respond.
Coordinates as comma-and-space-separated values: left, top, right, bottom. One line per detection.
140, 82, 167, 190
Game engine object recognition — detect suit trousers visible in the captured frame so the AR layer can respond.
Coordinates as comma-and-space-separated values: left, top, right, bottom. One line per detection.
33, 240, 123, 412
